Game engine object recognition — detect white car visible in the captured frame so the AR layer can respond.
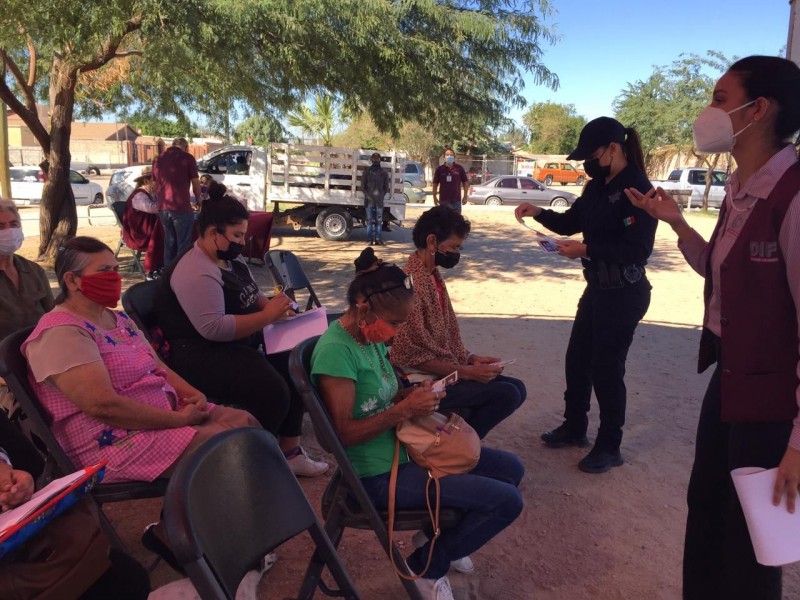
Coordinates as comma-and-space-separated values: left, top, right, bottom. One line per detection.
10, 167, 104, 206
105, 164, 147, 207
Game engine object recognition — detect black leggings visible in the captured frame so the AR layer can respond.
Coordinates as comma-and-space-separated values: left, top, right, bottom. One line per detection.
167, 340, 305, 437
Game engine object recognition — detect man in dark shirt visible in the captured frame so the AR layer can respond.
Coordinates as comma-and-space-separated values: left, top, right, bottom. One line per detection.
361, 152, 390, 245
432, 148, 468, 213
154, 138, 201, 266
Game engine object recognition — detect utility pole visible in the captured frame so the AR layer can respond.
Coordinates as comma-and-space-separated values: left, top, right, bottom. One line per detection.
0, 103, 10, 199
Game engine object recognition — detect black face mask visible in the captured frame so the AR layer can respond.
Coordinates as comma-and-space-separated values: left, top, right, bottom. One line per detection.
435, 250, 460, 269
583, 147, 612, 180
371, 160, 382, 168
215, 236, 244, 261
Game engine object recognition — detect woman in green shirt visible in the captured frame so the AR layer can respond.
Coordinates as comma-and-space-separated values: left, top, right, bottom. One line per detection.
312, 248, 524, 600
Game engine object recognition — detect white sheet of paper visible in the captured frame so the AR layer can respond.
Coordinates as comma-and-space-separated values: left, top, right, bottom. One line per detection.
731, 467, 800, 566
0, 469, 87, 535
262, 307, 328, 354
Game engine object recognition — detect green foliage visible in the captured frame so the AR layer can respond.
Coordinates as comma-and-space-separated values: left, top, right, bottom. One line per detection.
0, 0, 557, 252
234, 114, 286, 145
287, 94, 346, 146
522, 102, 586, 154
123, 110, 196, 137
613, 51, 733, 161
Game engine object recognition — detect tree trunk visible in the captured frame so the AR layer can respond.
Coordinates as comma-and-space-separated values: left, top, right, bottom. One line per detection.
38, 60, 78, 262
701, 153, 720, 212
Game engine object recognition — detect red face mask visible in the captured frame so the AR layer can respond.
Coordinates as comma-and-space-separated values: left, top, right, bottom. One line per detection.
79, 271, 122, 308
359, 318, 398, 344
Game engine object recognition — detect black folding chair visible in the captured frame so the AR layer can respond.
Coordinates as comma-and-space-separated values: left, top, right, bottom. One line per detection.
289, 337, 464, 600
121, 280, 161, 339
0, 328, 168, 542
264, 250, 342, 322
111, 200, 146, 277
163, 427, 360, 600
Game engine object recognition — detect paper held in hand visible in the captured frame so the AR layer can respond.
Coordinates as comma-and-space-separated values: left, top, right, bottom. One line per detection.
516, 217, 561, 253
731, 466, 800, 566
263, 306, 328, 354
0, 462, 106, 557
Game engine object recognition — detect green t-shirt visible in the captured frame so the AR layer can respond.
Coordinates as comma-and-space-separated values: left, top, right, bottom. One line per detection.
311, 321, 408, 478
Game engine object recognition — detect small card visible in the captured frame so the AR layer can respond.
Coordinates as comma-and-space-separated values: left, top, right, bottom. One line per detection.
432, 370, 459, 393
516, 217, 561, 253
491, 359, 517, 367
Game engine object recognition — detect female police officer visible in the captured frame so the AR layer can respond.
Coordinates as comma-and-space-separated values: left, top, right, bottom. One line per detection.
515, 117, 657, 474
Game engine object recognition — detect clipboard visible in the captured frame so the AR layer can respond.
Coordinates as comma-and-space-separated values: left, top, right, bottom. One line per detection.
0, 462, 107, 557
263, 307, 329, 354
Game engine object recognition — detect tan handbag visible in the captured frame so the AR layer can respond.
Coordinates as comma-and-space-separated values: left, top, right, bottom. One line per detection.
388, 412, 481, 578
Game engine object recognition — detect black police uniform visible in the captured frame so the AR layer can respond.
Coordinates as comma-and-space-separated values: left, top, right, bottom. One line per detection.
535, 163, 657, 452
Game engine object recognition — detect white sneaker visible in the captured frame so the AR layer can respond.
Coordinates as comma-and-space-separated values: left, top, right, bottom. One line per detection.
287, 447, 329, 477
414, 575, 455, 600
411, 530, 475, 574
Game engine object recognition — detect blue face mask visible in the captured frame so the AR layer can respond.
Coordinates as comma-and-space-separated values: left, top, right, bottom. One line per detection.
445, 155, 455, 164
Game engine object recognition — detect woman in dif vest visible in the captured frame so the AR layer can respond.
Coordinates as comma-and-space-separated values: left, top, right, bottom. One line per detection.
626, 55, 800, 600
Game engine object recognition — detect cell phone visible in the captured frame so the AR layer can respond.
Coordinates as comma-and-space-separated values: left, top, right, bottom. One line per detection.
432, 370, 459, 393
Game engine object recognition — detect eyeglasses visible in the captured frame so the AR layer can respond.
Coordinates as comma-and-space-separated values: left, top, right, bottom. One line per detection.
363, 274, 413, 303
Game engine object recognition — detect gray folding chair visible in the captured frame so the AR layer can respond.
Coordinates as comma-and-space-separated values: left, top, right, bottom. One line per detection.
163, 427, 360, 600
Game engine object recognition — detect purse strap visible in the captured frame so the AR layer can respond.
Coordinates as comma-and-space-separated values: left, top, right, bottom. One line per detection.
388, 438, 441, 580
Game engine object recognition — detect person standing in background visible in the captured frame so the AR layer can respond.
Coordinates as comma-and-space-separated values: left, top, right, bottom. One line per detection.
361, 152, 390, 246
154, 138, 201, 266
432, 148, 468, 213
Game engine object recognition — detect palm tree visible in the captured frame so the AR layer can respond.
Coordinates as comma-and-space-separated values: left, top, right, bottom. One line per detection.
287, 93, 342, 146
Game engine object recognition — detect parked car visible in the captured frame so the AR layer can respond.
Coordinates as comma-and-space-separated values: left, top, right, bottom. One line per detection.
653, 168, 727, 209
467, 176, 577, 207
9, 167, 104, 206
105, 164, 148, 207
70, 161, 102, 175
403, 182, 426, 204
403, 161, 426, 188
532, 162, 587, 187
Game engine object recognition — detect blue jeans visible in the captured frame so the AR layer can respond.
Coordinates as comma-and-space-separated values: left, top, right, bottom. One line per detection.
361, 447, 524, 580
439, 375, 527, 439
365, 204, 382, 242
159, 210, 195, 267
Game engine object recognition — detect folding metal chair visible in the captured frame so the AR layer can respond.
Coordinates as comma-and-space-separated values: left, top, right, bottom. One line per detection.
289, 337, 464, 600
163, 428, 360, 600
0, 327, 168, 544
111, 200, 146, 277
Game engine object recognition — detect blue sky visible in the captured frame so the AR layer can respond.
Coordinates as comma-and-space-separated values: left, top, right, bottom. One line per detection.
510, 0, 791, 123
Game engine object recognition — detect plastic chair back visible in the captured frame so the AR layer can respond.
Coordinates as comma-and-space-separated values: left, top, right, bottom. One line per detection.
121, 280, 161, 335
164, 427, 358, 600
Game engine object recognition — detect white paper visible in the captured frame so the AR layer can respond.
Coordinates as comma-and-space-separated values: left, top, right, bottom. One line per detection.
731, 467, 800, 566
263, 307, 328, 354
0, 469, 87, 535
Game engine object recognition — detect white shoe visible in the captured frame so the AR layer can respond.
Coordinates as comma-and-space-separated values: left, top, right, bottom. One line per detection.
414, 575, 455, 600
287, 447, 329, 477
411, 530, 475, 574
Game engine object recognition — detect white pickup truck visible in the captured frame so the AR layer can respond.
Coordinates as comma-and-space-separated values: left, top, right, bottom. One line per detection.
653, 167, 728, 209
195, 143, 407, 240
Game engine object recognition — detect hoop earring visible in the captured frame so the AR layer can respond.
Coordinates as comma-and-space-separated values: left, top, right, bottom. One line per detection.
358, 320, 367, 328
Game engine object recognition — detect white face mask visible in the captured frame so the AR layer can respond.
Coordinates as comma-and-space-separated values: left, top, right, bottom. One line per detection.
0, 227, 24, 255
692, 101, 756, 154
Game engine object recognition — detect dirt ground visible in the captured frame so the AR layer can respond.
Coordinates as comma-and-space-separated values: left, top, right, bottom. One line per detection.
18, 203, 800, 599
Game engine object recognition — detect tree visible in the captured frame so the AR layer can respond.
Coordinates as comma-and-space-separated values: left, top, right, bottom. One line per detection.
234, 114, 286, 146
522, 102, 586, 154
287, 94, 345, 146
123, 110, 195, 138
1, 0, 557, 259
613, 52, 732, 167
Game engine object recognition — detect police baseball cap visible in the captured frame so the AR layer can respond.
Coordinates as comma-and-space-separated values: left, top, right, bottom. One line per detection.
566, 117, 626, 161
